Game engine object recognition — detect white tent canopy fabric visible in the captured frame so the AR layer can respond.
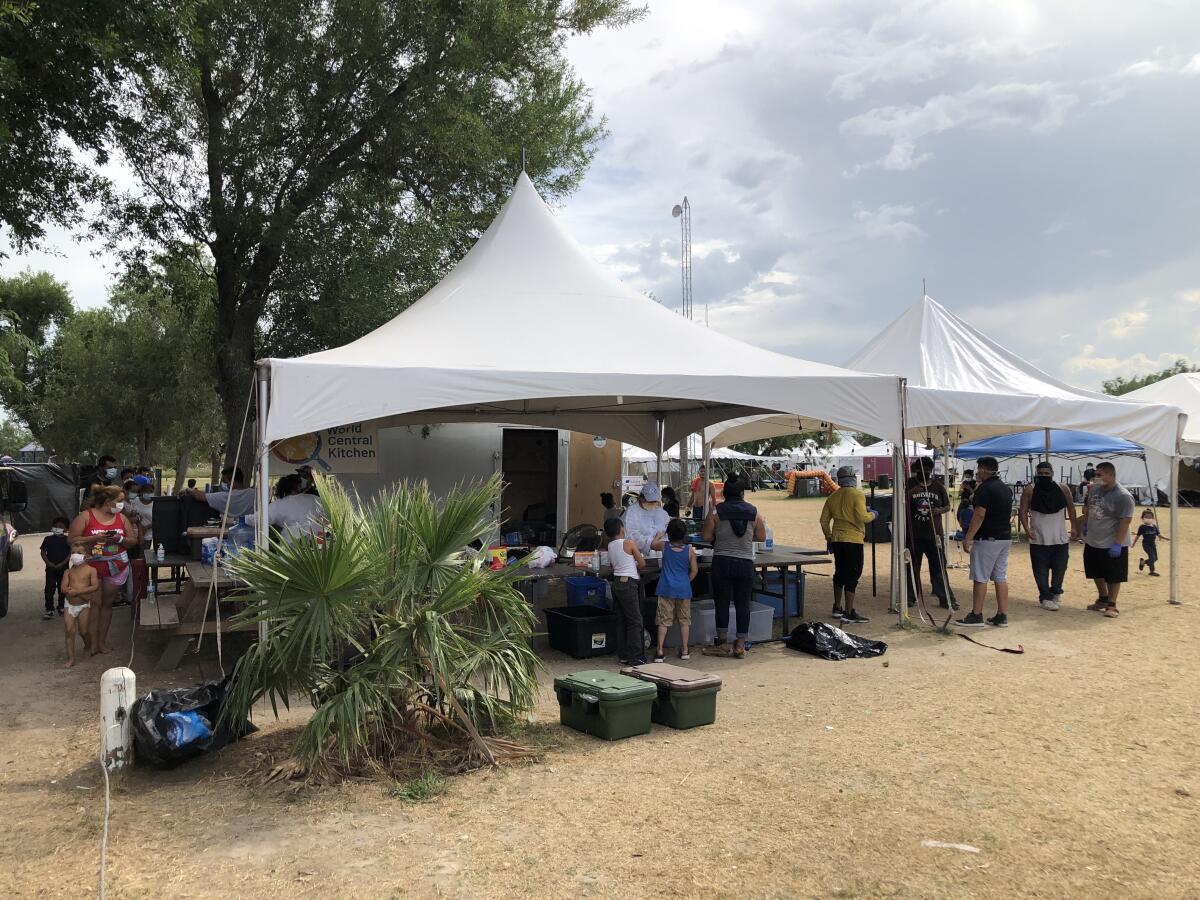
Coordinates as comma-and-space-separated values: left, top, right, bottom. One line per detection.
260, 173, 904, 450
846, 296, 1185, 457
1123, 373, 1200, 456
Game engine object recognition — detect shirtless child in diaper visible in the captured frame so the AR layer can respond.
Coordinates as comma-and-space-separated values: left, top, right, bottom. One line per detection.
61, 544, 99, 668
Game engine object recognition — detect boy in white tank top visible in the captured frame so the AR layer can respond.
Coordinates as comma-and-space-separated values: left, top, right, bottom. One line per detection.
604, 518, 646, 665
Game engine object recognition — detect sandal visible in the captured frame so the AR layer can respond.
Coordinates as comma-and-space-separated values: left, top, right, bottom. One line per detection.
1103, 606, 1120, 618
732, 646, 746, 659
702, 643, 732, 657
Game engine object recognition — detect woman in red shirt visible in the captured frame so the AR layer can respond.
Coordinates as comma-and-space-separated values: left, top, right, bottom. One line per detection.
69, 485, 137, 655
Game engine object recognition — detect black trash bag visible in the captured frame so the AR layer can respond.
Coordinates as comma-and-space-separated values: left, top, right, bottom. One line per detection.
785, 621, 888, 661
131, 675, 256, 769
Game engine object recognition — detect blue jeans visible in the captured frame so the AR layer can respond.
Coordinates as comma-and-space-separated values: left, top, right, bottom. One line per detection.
1029, 543, 1069, 601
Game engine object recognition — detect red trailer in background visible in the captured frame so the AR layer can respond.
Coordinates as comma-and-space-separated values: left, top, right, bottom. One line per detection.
862, 454, 894, 483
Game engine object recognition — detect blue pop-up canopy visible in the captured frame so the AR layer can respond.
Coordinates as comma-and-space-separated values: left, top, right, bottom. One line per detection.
956, 429, 1143, 459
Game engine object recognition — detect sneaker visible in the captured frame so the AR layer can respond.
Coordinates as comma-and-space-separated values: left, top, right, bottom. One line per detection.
831, 606, 845, 619
950, 600, 961, 611
1087, 598, 1113, 612
1138, 558, 1145, 571
987, 613, 1009, 627
955, 612, 986, 627
1150, 571, 1161, 577
42, 610, 53, 620
679, 651, 691, 661
842, 610, 869, 624
653, 654, 666, 664
630, 656, 648, 666
1039, 599, 1060, 611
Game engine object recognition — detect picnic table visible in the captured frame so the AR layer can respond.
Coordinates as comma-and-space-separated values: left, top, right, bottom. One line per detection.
140, 561, 256, 670
518, 547, 829, 633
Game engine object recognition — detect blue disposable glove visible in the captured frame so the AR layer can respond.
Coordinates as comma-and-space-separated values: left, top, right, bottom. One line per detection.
825, 540, 834, 554
1108, 542, 1123, 558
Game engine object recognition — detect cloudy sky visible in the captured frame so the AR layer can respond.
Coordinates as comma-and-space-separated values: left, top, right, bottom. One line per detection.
6, 0, 1200, 390
558, 0, 1200, 388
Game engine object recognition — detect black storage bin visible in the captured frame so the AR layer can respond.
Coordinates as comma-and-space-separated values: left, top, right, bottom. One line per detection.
544, 604, 616, 659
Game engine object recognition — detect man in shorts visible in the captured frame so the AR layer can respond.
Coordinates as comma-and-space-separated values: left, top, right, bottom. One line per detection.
957, 456, 1013, 628
1083, 462, 1134, 618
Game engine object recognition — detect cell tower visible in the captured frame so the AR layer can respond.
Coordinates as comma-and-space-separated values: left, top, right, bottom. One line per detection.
671, 197, 693, 319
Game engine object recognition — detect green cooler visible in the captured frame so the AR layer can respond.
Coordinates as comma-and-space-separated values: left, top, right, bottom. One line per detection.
620, 663, 722, 729
553, 670, 657, 741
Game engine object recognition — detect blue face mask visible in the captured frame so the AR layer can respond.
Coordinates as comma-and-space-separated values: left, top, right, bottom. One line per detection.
104, 468, 117, 479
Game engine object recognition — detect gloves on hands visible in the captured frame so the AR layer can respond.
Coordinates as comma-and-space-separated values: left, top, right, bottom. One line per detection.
1108, 542, 1124, 558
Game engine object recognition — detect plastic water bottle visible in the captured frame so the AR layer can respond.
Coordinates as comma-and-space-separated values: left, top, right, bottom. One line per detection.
146, 580, 156, 607
156, 543, 165, 562
764, 523, 774, 550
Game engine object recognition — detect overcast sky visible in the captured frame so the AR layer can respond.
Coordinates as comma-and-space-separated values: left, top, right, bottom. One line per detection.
5, 0, 1199, 390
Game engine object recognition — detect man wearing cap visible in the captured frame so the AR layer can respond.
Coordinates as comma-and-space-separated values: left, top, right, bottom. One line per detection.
819, 466, 876, 624
126, 474, 156, 548
623, 482, 671, 553
957, 456, 1013, 628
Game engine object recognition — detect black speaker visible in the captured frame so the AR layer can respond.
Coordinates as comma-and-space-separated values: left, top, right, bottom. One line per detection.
864, 494, 893, 543
875, 473, 891, 490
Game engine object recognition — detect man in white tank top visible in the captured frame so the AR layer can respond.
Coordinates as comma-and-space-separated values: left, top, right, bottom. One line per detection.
1018, 461, 1080, 611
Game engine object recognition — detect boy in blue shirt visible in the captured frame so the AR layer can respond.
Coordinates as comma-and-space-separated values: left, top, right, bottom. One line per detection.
650, 518, 698, 662
1132, 509, 1169, 576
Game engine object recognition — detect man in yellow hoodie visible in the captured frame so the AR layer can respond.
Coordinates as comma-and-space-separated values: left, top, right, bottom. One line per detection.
819, 466, 877, 624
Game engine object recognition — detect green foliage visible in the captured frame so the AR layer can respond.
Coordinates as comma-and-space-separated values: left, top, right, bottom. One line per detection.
730, 430, 840, 457
224, 474, 542, 777
40, 249, 222, 464
0, 1, 169, 247
387, 771, 448, 804
852, 433, 881, 446
1102, 359, 1197, 396
101, 0, 643, 457
0, 269, 73, 440
0, 415, 31, 456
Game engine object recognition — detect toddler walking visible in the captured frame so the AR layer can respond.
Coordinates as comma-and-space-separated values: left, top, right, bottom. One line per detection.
1133, 508, 1169, 576
61, 544, 98, 667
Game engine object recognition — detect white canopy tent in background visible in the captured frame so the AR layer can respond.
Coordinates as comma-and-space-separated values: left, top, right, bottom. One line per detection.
255, 172, 911, 610
1124, 373, 1200, 458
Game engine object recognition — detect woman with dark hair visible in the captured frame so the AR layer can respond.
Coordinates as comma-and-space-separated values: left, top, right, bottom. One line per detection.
660, 486, 681, 518
701, 475, 765, 658
69, 485, 138, 654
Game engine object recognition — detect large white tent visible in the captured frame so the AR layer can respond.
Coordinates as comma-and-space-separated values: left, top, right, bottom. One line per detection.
848, 296, 1184, 456
1124, 373, 1200, 457
259, 173, 903, 457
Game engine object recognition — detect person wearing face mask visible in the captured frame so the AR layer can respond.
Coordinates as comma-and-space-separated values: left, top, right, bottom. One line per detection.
60, 543, 99, 667
185, 465, 256, 518
622, 482, 671, 553
39, 516, 71, 619
83, 454, 119, 507
1082, 461, 1135, 618
126, 474, 156, 548
68, 485, 138, 654
245, 474, 324, 543
1019, 461, 1080, 611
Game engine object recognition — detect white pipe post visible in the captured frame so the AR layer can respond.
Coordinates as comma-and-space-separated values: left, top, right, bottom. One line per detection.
892, 378, 909, 622
1170, 416, 1181, 605
654, 414, 665, 486
702, 440, 712, 518
255, 363, 272, 642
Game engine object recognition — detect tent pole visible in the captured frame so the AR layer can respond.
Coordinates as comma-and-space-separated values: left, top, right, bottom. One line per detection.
702, 440, 712, 518
1045, 428, 1051, 462
893, 378, 909, 623
655, 414, 665, 486
255, 363, 271, 644
1169, 416, 1181, 605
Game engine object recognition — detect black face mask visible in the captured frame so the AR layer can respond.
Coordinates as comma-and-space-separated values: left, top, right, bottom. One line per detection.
1036, 474, 1053, 485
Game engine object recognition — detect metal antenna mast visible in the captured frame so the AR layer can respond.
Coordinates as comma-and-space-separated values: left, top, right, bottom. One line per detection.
671, 197, 693, 319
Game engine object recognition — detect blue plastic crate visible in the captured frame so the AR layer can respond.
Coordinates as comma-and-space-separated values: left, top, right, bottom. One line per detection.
565, 575, 610, 608
754, 571, 804, 619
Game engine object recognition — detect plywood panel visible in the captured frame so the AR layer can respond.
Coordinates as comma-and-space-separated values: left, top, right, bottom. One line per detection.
567, 433, 622, 529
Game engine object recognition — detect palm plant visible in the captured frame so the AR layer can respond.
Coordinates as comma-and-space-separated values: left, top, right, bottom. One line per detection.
222, 473, 542, 777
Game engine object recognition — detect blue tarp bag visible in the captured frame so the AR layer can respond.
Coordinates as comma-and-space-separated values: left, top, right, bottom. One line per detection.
164, 710, 213, 749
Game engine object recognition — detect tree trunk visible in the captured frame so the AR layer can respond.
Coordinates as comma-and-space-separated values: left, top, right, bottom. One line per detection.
171, 438, 192, 495
209, 453, 220, 489
213, 288, 259, 478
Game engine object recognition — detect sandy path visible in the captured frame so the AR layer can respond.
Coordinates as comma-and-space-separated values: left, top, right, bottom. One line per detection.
2, 492, 1198, 898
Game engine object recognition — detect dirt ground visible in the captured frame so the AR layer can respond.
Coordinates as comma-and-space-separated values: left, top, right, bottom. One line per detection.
2, 491, 1198, 899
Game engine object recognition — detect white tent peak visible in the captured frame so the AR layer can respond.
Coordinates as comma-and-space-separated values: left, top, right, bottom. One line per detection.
849, 295, 1103, 399
261, 174, 903, 447
1124, 372, 1200, 452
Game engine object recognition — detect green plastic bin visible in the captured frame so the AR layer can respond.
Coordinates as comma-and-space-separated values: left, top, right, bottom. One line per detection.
620, 663, 722, 729
553, 670, 657, 741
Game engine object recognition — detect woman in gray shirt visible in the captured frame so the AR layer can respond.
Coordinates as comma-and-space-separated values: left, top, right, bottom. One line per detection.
701, 475, 766, 658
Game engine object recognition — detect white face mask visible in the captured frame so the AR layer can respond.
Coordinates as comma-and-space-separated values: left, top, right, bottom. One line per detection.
113, 501, 125, 512
70, 553, 85, 567
52, 527, 64, 535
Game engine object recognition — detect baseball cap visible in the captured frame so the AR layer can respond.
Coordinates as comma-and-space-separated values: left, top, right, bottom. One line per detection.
132, 474, 153, 487
836, 466, 857, 487
641, 482, 662, 501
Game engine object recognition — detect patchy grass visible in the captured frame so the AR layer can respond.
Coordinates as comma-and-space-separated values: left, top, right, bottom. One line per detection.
387, 771, 448, 804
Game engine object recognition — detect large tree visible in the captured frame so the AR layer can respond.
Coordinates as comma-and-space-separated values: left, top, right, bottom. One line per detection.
106, 0, 641, 463
0, 270, 73, 441
41, 250, 223, 472
0, 1, 167, 248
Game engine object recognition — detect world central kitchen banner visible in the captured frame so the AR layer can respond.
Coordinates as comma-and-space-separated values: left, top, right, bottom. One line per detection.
270, 423, 380, 475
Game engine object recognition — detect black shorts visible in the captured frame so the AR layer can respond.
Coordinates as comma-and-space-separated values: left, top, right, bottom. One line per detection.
1084, 544, 1128, 584
831, 542, 865, 592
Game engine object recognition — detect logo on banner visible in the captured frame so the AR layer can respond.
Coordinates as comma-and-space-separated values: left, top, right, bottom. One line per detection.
271, 424, 379, 474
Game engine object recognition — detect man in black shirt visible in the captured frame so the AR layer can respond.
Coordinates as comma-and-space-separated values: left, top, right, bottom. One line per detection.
906, 457, 958, 610
957, 456, 1013, 628
40, 517, 71, 619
